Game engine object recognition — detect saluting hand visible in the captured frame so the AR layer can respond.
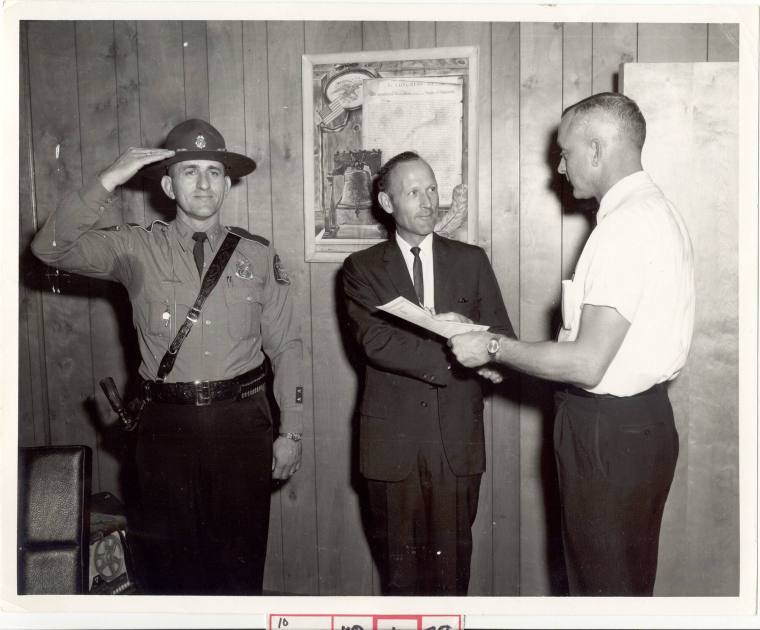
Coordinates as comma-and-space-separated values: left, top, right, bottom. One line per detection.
272, 436, 302, 480
98, 147, 175, 192
448, 331, 492, 368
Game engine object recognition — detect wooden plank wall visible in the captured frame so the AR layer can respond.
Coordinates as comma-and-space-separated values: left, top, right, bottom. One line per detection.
18, 20, 740, 596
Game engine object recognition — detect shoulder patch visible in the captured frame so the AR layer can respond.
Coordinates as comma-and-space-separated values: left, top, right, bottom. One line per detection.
227, 226, 270, 247
273, 253, 291, 285
127, 219, 169, 232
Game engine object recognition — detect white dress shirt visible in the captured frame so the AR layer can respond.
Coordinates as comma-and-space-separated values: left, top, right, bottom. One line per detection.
396, 232, 435, 309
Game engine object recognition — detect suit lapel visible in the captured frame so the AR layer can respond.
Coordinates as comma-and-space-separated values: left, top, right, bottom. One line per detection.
382, 239, 419, 303
433, 234, 454, 314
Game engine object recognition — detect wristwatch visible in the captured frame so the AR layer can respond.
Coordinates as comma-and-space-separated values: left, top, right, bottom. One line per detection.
486, 336, 501, 359
279, 432, 303, 442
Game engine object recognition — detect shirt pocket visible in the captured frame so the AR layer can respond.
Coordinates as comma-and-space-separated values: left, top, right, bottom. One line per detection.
560, 278, 583, 332
224, 277, 264, 340
147, 300, 172, 338
140, 281, 183, 339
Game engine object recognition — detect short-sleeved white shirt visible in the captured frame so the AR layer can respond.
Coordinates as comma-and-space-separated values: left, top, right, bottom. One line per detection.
558, 171, 695, 396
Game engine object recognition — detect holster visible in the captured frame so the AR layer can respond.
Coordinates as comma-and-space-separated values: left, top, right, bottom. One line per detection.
99, 378, 145, 432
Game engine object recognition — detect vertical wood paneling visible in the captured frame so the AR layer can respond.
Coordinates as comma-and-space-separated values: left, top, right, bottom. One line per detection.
19, 21, 50, 446
409, 22, 436, 48
436, 21, 495, 596
113, 21, 145, 225
305, 20, 371, 596
310, 264, 370, 595
181, 21, 210, 121
518, 21, 564, 596
707, 24, 740, 61
257, 19, 283, 580
136, 21, 185, 223
243, 21, 274, 241
637, 24, 708, 62
591, 23, 638, 93
208, 21, 248, 230
266, 20, 319, 595
561, 23, 593, 282
362, 21, 409, 50
75, 21, 126, 495
27, 21, 97, 455
490, 21, 521, 596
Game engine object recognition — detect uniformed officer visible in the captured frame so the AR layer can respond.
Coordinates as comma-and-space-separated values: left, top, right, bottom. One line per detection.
31, 119, 304, 595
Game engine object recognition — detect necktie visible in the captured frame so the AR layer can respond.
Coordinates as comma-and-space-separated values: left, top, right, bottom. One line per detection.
192, 232, 207, 277
411, 246, 424, 306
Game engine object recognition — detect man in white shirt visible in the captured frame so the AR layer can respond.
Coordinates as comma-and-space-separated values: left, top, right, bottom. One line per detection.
448, 93, 695, 595
342, 152, 513, 595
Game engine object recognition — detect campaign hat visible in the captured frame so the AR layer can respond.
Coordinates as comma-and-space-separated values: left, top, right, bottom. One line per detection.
143, 119, 256, 179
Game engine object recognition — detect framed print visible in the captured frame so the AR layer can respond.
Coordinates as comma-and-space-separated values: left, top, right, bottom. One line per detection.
302, 46, 479, 262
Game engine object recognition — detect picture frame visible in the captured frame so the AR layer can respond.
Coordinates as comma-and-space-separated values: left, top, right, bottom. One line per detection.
302, 46, 479, 262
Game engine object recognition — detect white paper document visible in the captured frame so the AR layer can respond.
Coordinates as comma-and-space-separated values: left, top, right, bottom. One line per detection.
361, 76, 463, 206
377, 296, 489, 339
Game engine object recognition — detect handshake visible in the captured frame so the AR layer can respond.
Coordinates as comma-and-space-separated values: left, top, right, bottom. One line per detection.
434, 312, 507, 384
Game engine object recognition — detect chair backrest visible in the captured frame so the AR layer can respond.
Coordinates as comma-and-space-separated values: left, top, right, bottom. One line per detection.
17, 445, 91, 594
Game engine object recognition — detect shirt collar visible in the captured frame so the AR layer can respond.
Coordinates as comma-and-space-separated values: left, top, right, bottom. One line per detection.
171, 219, 224, 253
597, 171, 653, 225
395, 231, 434, 257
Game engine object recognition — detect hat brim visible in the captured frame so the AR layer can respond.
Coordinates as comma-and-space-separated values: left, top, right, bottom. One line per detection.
141, 150, 256, 180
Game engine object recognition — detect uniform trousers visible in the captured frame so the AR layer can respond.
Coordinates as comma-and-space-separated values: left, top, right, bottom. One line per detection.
130, 391, 273, 595
553, 383, 679, 596
365, 396, 481, 596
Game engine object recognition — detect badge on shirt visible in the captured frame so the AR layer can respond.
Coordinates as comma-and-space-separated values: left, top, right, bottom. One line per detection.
235, 256, 255, 280
273, 254, 291, 285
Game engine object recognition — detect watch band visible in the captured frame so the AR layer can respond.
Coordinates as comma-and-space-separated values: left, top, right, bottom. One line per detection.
279, 432, 303, 442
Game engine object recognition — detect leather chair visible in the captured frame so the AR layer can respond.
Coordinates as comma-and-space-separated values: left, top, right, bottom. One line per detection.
17, 445, 92, 594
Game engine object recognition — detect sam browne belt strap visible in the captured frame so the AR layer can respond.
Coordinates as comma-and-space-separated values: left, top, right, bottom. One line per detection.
155, 231, 241, 383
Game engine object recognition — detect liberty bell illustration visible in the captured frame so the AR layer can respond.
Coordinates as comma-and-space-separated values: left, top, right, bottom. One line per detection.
336, 161, 373, 216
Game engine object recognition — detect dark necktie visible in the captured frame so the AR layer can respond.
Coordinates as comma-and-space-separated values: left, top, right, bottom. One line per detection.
411, 246, 424, 306
192, 232, 207, 277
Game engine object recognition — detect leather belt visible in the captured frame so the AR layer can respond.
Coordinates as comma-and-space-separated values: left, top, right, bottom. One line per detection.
143, 363, 267, 406
563, 382, 665, 400
563, 385, 617, 399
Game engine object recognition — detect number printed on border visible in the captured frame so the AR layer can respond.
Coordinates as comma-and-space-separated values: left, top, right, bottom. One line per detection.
269, 613, 462, 630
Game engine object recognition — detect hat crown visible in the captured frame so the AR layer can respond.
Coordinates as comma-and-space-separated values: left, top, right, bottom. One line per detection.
164, 119, 226, 153
143, 118, 255, 179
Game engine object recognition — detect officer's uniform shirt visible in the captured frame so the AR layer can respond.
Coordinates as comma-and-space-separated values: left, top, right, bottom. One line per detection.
558, 170, 695, 396
31, 180, 304, 433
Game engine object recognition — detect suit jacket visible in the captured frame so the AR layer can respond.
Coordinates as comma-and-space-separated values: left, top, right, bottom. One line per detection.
342, 233, 514, 481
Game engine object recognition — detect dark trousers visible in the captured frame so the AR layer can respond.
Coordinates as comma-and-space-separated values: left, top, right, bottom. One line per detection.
130, 392, 273, 595
366, 427, 481, 596
553, 383, 679, 596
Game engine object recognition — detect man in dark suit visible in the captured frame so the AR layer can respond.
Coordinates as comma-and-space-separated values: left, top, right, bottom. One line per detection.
342, 151, 513, 595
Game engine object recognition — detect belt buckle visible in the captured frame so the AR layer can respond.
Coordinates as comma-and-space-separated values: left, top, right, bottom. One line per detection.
195, 381, 212, 406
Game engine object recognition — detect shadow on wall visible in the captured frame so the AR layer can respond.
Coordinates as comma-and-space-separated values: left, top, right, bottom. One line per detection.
20, 245, 142, 506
